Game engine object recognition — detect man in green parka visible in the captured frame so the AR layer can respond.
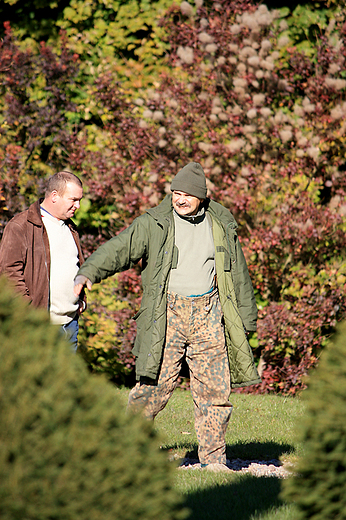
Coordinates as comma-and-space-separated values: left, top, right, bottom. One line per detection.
74, 162, 260, 472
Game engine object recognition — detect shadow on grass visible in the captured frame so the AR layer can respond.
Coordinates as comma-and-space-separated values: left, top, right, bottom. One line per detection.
226, 440, 295, 461
164, 440, 295, 462
184, 474, 285, 520
165, 441, 293, 519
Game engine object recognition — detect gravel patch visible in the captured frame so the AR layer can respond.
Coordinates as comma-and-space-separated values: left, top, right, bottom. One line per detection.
178, 458, 292, 478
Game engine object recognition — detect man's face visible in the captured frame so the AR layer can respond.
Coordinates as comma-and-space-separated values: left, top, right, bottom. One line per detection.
52, 182, 83, 220
172, 190, 203, 217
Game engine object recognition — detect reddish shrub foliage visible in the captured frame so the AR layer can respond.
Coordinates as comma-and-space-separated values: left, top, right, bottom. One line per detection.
1, 0, 346, 392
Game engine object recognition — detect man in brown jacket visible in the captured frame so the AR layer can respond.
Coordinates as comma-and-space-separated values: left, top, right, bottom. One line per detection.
0, 170, 85, 349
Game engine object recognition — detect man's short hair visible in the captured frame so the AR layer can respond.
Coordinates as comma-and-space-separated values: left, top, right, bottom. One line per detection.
45, 171, 82, 197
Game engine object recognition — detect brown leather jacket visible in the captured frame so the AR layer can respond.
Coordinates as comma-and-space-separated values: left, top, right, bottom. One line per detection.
0, 199, 85, 309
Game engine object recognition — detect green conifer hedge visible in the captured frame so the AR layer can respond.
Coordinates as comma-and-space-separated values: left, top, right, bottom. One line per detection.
282, 320, 346, 519
0, 277, 188, 520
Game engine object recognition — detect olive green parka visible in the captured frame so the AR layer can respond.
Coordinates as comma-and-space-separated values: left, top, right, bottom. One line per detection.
77, 195, 261, 388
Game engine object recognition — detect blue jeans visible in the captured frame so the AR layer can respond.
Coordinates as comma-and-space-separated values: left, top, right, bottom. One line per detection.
61, 315, 79, 352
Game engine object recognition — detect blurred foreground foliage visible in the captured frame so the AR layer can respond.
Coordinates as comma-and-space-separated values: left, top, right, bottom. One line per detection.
282, 320, 346, 519
0, 0, 345, 393
0, 276, 188, 520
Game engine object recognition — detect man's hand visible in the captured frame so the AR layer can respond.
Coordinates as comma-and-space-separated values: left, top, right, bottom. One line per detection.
74, 275, 92, 297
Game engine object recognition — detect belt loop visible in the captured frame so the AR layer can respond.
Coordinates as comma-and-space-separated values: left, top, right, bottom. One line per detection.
205, 291, 211, 310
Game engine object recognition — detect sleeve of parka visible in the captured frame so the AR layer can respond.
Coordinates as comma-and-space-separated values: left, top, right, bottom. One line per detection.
75, 215, 149, 284
0, 220, 31, 300
232, 237, 258, 332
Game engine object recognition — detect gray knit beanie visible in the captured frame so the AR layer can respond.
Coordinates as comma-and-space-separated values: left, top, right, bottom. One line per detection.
170, 162, 207, 199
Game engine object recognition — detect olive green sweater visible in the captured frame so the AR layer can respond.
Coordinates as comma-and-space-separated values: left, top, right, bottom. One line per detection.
168, 209, 215, 297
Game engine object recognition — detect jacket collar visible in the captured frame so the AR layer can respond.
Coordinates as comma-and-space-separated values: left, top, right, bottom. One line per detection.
26, 198, 77, 231
27, 199, 44, 227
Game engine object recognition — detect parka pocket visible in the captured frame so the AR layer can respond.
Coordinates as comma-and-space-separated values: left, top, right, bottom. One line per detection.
133, 307, 151, 333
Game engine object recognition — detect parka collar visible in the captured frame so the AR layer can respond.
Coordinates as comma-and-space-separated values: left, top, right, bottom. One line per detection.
146, 194, 173, 221
207, 199, 238, 231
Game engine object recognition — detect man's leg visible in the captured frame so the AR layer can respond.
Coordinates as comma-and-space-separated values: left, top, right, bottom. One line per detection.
187, 291, 232, 465
61, 315, 79, 352
127, 293, 188, 418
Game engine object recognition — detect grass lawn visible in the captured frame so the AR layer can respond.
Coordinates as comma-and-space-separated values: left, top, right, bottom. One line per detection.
115, 387, 303, 520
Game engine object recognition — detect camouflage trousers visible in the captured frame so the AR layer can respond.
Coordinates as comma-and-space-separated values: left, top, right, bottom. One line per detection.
128, 288, 233, 464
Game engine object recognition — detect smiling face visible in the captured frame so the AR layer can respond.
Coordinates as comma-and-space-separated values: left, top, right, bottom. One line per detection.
172, 190, 204, 216
49, 181, 83, 220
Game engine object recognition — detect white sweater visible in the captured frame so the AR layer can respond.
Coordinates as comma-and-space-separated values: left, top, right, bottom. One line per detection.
41, 208, 80, 325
